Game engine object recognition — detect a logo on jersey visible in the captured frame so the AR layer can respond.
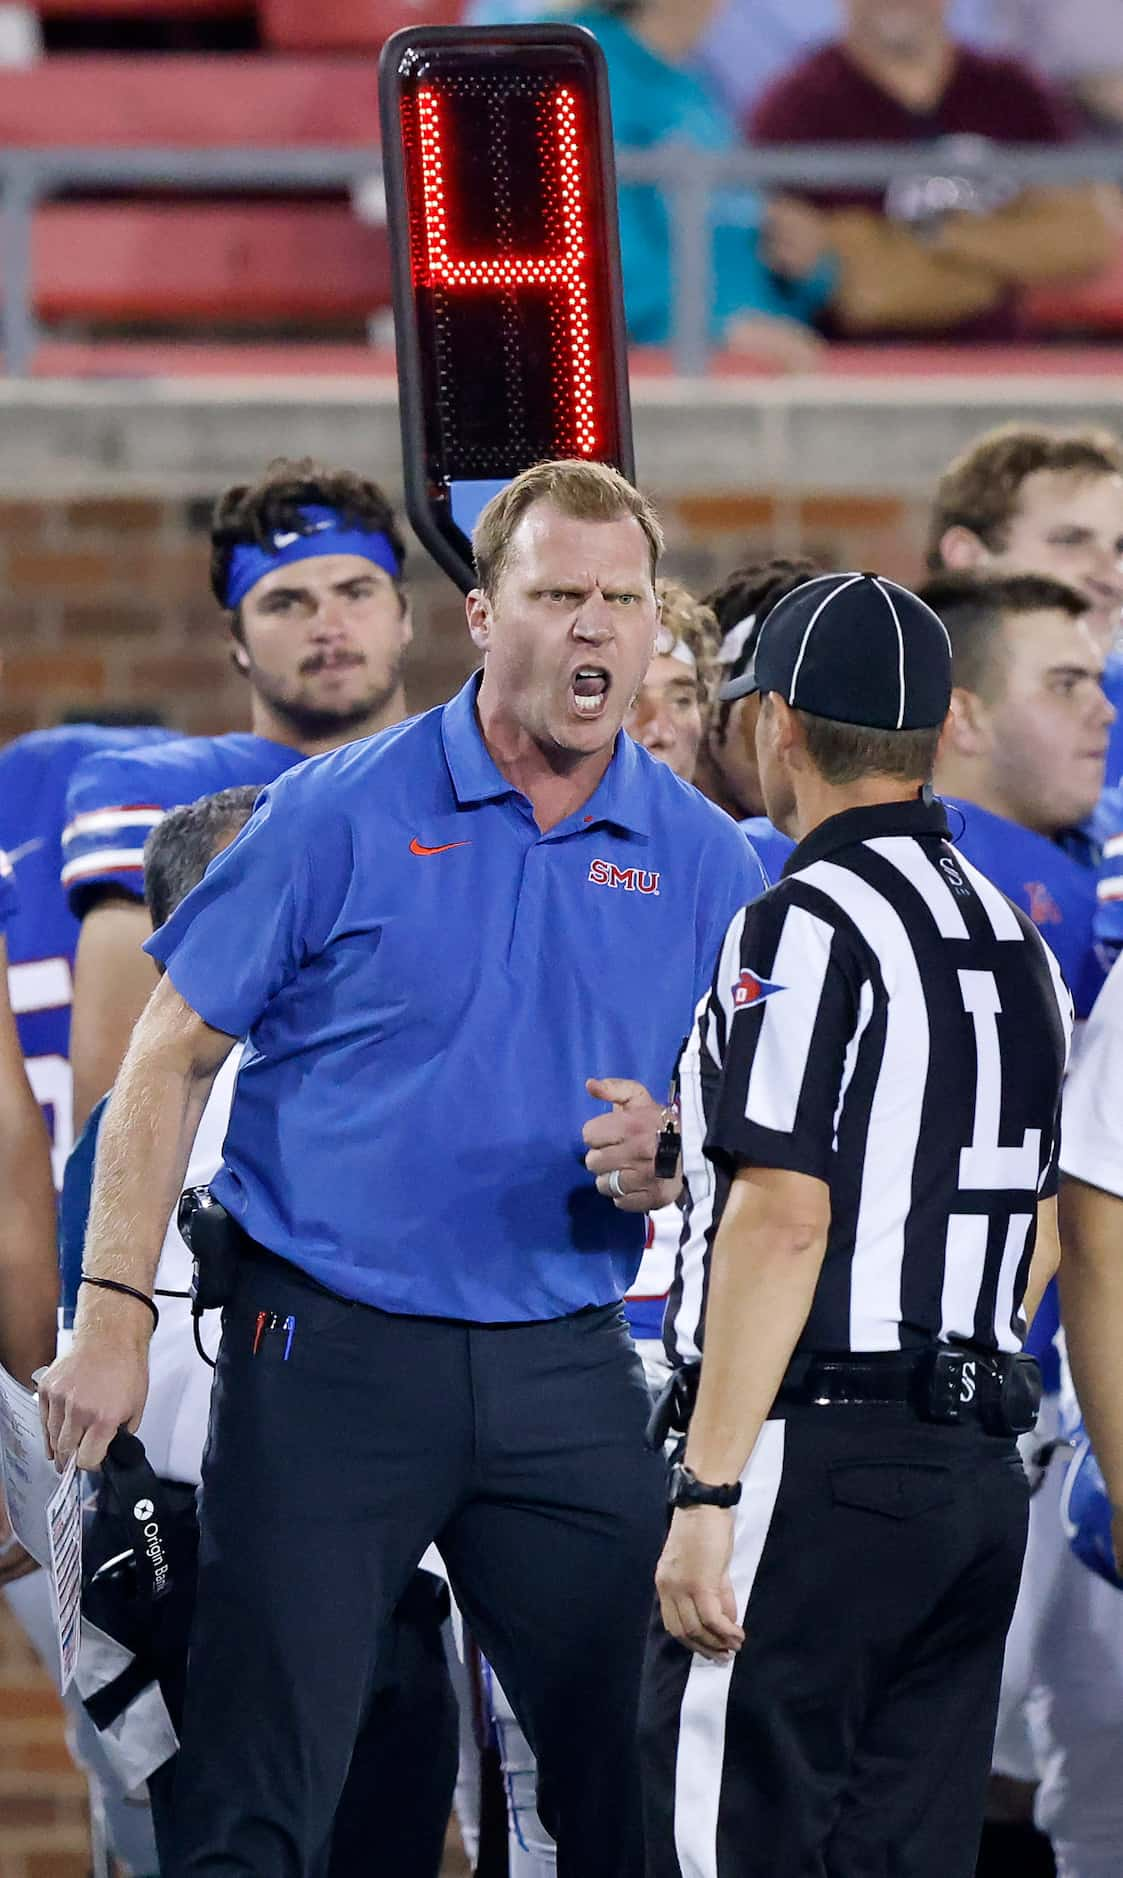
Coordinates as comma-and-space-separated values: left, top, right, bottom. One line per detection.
1025, 880, 1063, 927
587, 859, 660, 895
732, 968, 785, 1010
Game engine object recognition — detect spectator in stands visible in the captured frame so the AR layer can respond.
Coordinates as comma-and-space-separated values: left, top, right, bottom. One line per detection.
751, 0, 1116, 340
622, 577, 719, 776
699, 0, 1006, 116
691, 555, 822, 820
466, 1, 1005, 119
564, 2, 833, 366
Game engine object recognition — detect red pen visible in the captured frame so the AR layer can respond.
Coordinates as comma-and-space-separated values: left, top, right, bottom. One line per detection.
252, 1310, 268, 1355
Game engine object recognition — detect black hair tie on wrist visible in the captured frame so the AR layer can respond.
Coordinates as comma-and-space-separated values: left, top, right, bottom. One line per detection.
79, 1274, 160, 1331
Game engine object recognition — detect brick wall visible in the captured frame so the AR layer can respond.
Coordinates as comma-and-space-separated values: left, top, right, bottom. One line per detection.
0, 1593, 91, 1878
0, 487, 932, 744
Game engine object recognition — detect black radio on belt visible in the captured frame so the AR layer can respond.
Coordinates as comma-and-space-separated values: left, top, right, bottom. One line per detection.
176, 1187, 241, 1313
917, 1349, 1042, 1435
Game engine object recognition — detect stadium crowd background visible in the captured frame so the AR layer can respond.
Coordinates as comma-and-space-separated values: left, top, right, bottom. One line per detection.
4, 0, 1123, 1872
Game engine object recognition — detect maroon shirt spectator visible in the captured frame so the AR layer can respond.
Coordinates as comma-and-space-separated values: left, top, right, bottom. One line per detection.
749, 0, 1113, 341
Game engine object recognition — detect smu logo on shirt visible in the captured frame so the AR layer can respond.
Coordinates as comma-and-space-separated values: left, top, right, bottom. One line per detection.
587, 858, 660, 896
732, 967, 785, 1010
1025, 880, 1063, 927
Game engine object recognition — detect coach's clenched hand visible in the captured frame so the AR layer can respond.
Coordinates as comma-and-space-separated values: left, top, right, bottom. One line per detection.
583, 1076, 681, 1213
38, 1321, 150, 1471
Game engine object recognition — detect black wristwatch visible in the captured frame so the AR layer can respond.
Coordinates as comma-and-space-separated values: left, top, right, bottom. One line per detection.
668, 1462, 742, 1510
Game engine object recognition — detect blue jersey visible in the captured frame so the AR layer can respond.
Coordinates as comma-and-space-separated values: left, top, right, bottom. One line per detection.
740, 814, 796, 885
942, 797, 1108, 1393
1102, 650, 1123, 790
0, 725, 173, 1181
944, 797, 1105, 1021
1086, 780, 1123, 969
0, 849, 16, 932
61, 731, 309, 916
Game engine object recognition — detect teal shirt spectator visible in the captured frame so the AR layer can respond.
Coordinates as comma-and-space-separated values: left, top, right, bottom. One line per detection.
569, 11, 833, 344
465, 4, 1009, 119
464, 1, 834, 345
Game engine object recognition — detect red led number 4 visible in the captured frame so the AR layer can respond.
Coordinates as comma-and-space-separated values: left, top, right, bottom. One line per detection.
414, 86, 599, 456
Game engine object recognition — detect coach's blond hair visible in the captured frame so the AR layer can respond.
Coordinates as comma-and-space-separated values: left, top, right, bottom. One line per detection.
472, 459, 664, 596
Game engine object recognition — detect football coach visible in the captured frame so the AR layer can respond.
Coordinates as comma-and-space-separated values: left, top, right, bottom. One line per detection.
39, 459, 765, 1878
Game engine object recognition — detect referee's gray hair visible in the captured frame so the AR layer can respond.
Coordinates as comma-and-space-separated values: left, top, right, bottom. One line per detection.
144, 785, 261, 934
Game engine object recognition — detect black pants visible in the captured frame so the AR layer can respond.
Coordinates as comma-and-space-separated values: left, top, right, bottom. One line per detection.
641, 1404, 1030, 1878
141, 1541, 456, 1876
168, 1252, 666, 1877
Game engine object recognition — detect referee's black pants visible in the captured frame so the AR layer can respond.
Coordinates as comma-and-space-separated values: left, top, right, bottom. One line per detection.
166, 1250, 667, 1878
641, 1403, 1030, 1878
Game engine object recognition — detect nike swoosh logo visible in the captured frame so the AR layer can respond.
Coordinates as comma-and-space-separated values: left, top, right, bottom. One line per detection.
409, 838, 471, 856
272, 520, 332, 549
5, 837, 45, 866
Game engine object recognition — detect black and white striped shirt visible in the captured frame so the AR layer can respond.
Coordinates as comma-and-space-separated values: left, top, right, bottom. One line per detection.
665, 795, 1072, 1363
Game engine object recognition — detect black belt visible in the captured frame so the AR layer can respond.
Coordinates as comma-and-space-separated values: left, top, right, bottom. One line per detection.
645, 1346, 1041, 1449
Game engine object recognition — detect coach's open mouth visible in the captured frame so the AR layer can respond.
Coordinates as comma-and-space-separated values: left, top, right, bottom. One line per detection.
571, 666, 610, 717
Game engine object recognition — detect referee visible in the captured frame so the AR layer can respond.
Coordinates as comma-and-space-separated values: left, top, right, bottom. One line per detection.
641, 572, 1073, 1878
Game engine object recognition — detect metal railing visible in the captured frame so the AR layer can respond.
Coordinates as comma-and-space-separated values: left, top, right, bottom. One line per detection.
3, 140, 1123, 377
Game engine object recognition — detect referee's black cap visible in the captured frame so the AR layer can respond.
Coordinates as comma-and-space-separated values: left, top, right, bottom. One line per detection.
718, 571, 952, 731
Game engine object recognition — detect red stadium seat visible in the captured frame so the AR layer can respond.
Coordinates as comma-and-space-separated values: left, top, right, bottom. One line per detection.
36, 0, 248, 13
1025, 240, 1123, 336
0, 55, 380, 144
259, 0, 462, 54
21, 202, 391, 324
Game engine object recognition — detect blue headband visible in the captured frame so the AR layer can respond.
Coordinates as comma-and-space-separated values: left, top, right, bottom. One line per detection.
223, 505, 402, 610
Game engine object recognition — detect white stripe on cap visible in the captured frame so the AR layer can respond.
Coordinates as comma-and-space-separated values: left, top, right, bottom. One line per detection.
879, 576, 953, 658
787, 572, 865, 707
872, 578, 907, 730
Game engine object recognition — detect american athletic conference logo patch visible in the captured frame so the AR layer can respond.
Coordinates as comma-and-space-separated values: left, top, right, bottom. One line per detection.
732, 967, 785, 1010
1025, 880, 1063, 927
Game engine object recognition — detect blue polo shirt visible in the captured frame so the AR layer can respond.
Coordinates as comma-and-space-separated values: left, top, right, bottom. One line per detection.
147, 676, 764, 1322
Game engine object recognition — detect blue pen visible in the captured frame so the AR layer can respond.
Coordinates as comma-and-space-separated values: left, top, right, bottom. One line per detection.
283, 1314, 296, 1361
